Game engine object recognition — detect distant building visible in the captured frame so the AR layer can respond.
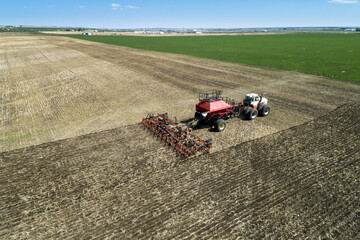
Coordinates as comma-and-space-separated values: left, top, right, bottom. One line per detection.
134, 30, 164, 34
82, 32, 92, 35
196, 31, 203, 34
344, 28, 356, 32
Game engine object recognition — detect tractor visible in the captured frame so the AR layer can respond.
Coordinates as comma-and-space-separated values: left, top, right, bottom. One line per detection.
139, 90, 270, 158
194, 90, 270, 131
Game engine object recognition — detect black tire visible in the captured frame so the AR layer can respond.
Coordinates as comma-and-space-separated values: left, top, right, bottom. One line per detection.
233, 106, 241, 117
247, 108, 258, 120
242, 107, 252, 120
195, 112, 206, 121
259, 105, 270, 116
214, 119, 226, 132
244, 106, 252, 116
258, 103, 264, 112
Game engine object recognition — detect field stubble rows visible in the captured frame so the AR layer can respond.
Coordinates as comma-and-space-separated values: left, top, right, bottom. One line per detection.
0, 34, 359, 239
1, 35, 359, 152
1, 102, 359, 239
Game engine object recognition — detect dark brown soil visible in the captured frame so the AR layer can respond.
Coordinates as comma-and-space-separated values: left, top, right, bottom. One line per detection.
1, 33, 359, 239
1, 104, 359, 239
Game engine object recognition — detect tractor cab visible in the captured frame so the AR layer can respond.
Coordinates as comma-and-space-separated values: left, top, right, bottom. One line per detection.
243, 93, 259, 106
243, 93, 267, 108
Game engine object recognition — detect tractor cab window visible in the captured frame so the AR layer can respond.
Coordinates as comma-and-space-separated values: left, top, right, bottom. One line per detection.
255, 96, 259, 101
244, 96, 252, 102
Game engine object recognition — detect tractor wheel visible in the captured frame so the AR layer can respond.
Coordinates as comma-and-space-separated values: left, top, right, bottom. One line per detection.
244, 107, 252, 116
259, 105, 270, 116
215, 119, 226, 132
258, 103, 264, 112
247, 108, 258, 120
233, 106, 241, 117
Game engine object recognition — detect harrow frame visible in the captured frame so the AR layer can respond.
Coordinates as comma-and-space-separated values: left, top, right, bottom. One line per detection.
140, 113, 212, 158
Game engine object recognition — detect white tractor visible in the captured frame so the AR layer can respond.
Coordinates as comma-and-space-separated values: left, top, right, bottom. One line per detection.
241, 93, 270, 120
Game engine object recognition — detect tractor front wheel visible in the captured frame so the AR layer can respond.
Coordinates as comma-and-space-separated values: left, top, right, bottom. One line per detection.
215, 119, 226, 132
259, 105, 270, 116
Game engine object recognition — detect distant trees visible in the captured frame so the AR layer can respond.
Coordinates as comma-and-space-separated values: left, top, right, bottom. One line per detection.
356, 28, 360, 32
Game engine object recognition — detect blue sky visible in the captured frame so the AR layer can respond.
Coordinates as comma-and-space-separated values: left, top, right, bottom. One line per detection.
1, 0, 359, 28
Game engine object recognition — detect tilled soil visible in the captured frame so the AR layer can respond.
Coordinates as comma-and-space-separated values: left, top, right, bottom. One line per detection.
1, 34, 359, 152
1, 104, 359, 239
1, 34, 360, 239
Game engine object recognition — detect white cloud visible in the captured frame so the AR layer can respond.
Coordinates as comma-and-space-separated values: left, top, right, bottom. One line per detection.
79, 5, 85, 9
111, 3, 120, 10
126, 5, 139, 9
330, 0, 358, 3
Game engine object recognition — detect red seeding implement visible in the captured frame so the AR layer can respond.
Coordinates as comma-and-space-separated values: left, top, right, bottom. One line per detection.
140, 113, 213, 158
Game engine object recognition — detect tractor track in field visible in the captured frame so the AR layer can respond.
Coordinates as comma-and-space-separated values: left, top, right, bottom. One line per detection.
1, 102, 359, 239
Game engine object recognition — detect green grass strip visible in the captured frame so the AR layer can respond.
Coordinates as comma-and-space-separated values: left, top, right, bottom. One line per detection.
65, 33, 360, 83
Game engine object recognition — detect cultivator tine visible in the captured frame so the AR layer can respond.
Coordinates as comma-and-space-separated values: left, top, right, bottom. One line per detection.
140, 113, 212, 158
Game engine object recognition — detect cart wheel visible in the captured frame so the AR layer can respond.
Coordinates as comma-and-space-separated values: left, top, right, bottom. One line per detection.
215, 119, 226, 132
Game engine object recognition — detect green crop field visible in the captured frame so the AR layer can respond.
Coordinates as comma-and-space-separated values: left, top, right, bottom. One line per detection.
65, 33, 360, 82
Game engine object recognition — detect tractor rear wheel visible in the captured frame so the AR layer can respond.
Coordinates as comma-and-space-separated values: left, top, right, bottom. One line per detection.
243, 107, 252, 117
215, 119, 226, 132
259, 105, 270, 116
258, 103, 264, 112
233, 106, 241, 117
247, 108, 258, 120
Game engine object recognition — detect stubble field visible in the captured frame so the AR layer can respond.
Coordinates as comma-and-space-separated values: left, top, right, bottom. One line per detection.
1, 33, 359, 239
